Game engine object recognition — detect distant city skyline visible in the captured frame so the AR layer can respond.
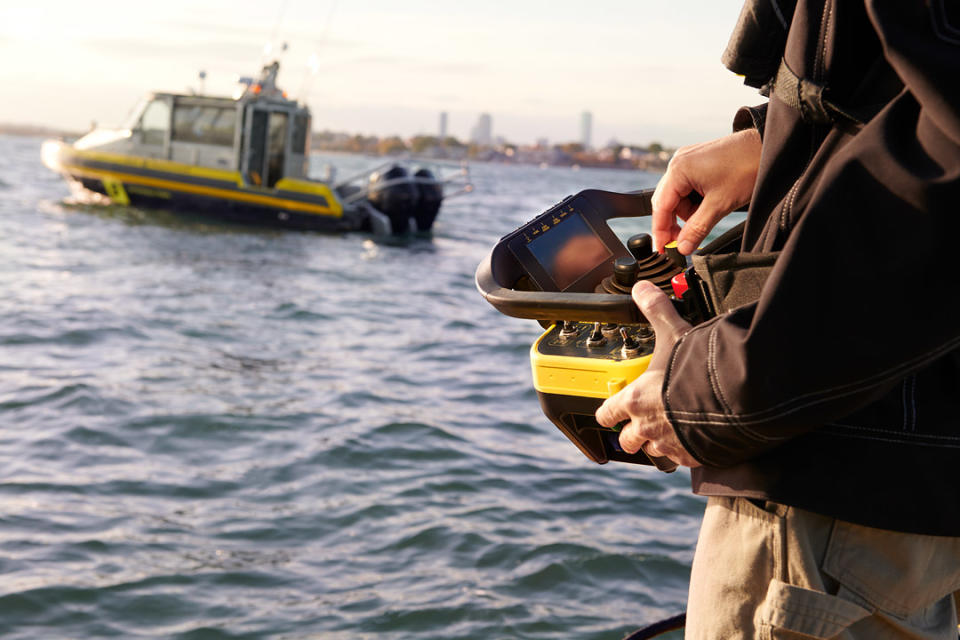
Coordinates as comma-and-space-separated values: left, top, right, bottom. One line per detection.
0, 1, 762, 147
470, 113, 493, 147
580, 111, 593, 150
438, 112, 448, 140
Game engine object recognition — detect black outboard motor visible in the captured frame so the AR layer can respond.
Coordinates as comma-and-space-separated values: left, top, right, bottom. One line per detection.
368, 164, 419, 234
412, 168, 443, 232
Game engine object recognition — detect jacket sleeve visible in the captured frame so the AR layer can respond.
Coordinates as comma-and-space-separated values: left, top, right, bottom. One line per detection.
664, 1, 960, 467
733, 103, 768, 138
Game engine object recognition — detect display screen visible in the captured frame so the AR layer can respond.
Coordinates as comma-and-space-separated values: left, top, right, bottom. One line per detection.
526, 213, 612, 290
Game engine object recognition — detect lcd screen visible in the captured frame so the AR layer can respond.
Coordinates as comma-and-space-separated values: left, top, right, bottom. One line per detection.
526, 213, 612, 290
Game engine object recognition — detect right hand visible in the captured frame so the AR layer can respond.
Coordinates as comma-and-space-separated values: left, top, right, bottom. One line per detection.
651, 128, 762, 255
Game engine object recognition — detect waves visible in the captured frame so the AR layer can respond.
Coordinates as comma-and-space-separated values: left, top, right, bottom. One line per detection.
0, 143, 702, 638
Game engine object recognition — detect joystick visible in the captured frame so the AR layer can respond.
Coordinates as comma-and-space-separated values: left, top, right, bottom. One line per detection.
627, 233, 653, 260
613, 256, 639, 288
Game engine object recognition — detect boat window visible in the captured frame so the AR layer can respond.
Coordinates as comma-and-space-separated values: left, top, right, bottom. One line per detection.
139, 99, 170, 146
172, 105, 237, 146
121, 96, 149, 130
292, 113, 310, 155
266, 112, 288, 188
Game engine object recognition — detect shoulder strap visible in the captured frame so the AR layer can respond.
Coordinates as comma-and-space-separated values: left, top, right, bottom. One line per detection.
772, 57, 904, 128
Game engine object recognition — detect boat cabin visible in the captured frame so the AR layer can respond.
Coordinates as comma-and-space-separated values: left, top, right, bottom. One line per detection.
123, 61, 310, 188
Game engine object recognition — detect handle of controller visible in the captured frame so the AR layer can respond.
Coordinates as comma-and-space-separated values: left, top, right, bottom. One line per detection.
649, 455, 679, 473
614, 419, 679, 473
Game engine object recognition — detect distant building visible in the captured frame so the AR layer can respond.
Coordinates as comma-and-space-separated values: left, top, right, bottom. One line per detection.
439, 112, 448, 140
536, 137, 549, 149
580, 111, 593, 150
470, 113, 493, 146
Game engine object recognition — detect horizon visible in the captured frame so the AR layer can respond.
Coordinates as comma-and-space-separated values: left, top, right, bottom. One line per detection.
1, 1, 761, 149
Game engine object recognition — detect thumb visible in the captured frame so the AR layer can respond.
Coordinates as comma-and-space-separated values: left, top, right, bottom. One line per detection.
632, 280, 690, 338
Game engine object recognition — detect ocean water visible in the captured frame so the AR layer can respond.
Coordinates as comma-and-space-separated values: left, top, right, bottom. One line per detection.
0, 135, 740, 639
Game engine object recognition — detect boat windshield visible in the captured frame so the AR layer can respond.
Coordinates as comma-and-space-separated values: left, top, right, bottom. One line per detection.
120, 96, 150, 130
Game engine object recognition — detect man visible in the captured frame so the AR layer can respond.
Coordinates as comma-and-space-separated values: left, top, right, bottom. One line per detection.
596, 1, 960, 638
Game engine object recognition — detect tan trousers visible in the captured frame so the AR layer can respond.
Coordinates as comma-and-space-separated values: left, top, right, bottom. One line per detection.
686, 497, 960, 639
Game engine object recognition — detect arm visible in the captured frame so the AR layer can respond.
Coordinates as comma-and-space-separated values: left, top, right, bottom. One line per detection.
662, 2, 960, 467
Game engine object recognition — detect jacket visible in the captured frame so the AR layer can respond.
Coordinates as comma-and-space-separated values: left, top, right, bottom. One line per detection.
665, 0, 960, 535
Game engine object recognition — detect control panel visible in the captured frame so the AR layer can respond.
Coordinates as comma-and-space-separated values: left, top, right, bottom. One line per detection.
476, 188, 708, 470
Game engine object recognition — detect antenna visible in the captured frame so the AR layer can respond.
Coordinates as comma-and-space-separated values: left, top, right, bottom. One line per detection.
262, 0, 291, 66
299, 0, 339, 99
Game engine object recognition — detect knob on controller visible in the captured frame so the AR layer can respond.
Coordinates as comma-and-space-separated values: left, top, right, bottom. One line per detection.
636, 324, 654, 342
627, 233, 653, 260
613, 256, 639, 288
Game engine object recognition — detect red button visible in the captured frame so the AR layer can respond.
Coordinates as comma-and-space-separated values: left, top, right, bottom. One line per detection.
671, 272, 688, 298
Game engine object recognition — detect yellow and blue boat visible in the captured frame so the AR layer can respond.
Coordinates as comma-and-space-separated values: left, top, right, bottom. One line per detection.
42, 62, 470, 235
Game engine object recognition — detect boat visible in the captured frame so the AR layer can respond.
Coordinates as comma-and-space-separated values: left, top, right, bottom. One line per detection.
41, 61, 471, 235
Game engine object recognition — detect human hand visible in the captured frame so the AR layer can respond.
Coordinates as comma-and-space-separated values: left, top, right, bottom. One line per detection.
651, 128, 762, 254
595, 281, 701, 468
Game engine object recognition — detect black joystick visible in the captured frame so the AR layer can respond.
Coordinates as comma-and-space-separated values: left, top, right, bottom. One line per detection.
613, 256, 639, 288
664, 243, 687, 271
627, 233, 653, 260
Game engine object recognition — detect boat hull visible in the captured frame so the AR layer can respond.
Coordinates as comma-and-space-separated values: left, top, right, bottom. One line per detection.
44, 141, 375, 233
70, 174, 367, 232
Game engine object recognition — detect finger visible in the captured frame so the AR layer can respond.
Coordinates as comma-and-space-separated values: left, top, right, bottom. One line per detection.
644, 440, 663, 459
596, 393, 630, 429
651, 203, 681, 253
652, 179, 694, 252
618, 423, 644, 454
675, 193, 731, 255
632, 280, 691, 337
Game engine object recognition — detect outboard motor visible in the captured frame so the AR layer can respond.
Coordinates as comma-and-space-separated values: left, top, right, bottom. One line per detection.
368, 164, 419, 234
412, 168, 443, 232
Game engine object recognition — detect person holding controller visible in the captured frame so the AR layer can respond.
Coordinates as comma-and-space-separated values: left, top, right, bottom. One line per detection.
596, 1, 960, 638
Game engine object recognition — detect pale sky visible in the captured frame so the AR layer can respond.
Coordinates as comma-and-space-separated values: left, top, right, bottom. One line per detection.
0, 0, 761, 147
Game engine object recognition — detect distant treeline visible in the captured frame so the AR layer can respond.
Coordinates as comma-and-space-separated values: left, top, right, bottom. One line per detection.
0, 123, 83, 139
310, 130, 674, 171
1, 122, 672, 171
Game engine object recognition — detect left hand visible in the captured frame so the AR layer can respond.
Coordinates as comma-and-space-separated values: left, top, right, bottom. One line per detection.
595, 281, 702, 468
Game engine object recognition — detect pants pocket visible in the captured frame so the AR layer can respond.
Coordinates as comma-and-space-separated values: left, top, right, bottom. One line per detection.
758, 579, 871, 639
822, 520, 960, 618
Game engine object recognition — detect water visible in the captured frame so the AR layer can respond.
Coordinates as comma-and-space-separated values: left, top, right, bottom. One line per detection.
0, 136, 740, 639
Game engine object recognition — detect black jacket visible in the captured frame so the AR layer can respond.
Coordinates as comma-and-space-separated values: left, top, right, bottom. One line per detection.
665, 0, 960, 535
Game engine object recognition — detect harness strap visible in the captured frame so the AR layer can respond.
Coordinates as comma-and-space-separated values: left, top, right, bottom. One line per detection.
772, 57, 901, 128
773, 58, 863, 126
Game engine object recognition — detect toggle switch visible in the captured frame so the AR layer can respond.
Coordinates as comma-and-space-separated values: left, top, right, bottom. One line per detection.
586, 321, 606, 347
620, 327, 641, 357
636, 324, 654, 342
559, 321, 579, 340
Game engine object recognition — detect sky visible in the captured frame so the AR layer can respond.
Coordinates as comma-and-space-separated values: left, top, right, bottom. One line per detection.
0, 0, 762, 148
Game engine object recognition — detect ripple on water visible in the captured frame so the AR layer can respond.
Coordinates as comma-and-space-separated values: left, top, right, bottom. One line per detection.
0, 147, 699, 638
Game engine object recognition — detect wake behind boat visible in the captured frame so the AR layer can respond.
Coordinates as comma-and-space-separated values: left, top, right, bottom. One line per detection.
41, 61, 471, 235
